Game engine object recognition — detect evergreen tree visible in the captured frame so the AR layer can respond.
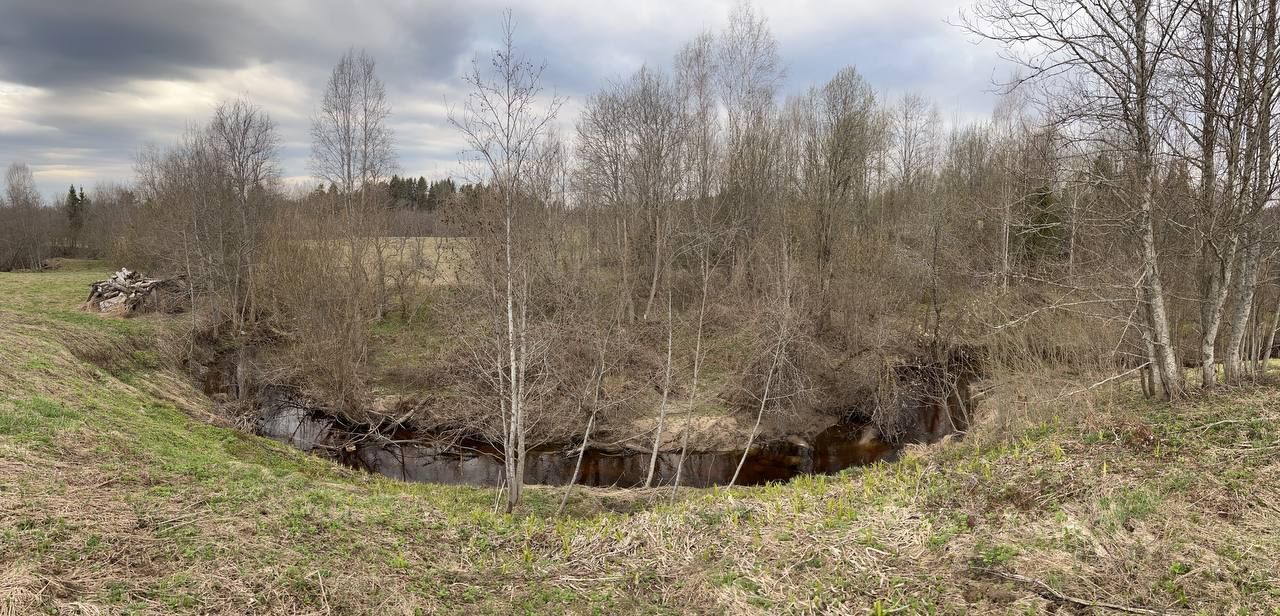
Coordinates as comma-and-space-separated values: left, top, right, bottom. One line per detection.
65, 184, 85, 250
388, 175, 403, 207
425, 177, 457, 211
416, 177, 429, 209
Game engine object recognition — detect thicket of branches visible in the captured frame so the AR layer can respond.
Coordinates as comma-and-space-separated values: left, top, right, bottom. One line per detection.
0, 163, 73, 271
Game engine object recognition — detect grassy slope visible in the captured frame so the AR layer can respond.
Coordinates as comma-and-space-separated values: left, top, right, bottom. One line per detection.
1, 263, 1278, 615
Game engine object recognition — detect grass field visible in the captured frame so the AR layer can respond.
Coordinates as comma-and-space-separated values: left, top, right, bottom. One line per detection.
2, 262, 1278, 614
301, 236, 467, 285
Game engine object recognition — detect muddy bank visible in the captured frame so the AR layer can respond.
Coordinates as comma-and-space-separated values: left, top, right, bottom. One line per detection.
256, 388, 906, 488
218, 342, 980, 488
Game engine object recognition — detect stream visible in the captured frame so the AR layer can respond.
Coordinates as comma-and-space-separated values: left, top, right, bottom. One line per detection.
257, 395, 903, 488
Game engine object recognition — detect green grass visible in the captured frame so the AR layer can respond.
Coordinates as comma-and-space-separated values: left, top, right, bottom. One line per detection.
1, 263, 1279, 614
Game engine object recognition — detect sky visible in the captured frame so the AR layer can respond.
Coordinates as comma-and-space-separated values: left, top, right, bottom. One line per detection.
0, 0, 1012, 199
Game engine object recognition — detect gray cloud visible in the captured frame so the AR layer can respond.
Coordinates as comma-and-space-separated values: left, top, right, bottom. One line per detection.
0, 0, 1010, 197
0, 0, 475, 88
0, 0, 271, 88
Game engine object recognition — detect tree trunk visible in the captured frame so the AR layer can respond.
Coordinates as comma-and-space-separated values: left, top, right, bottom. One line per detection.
1196, 0, 1227, 390
1224, 239, 1261, 382
1227, 0, 1280, 382
503, 207, 523, 513
1198, 245, 1235, 388
1067, 191, 1078, 277
671, 252, 710, 499
1261, 292, 1280, 377
644, 287, 674, 488
559, 355, 605, 515
620, 217, 635, 322
1000, 172, 1011, 292
729, 337, 783, 488
1251, 298, 1263, 378
1139, 196, 1182, 399
642, 213, 664, 321
1142, 306, 1163, 399
235, 342, 249, 401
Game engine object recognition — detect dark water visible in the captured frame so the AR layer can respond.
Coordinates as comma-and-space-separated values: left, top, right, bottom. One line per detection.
257, 401, 900, 488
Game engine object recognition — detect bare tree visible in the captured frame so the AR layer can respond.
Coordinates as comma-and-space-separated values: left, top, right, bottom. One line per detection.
670, 222, 733, 495
717, 1, 784, 282
728, 235, 806, 488
4, 163, 39, 211
789, 67, 883, 327
311, 48, 396, 211
1221, 0, 1280, 382
577, 85, 638, 320
969, 0, 1191, 399
311, 48, 398, 318
129, 100, 280, 397
669, 33, 730, 494
627, 67, 686, 322
676, 31, 721, 203
85, 182, 138, 258
208, 98, 280, 398
643, 280, 675, 487
990, 88, 1036, 292
0, 163, 50, 271
451, 11, 564, 511
1180, 0, 1235, 388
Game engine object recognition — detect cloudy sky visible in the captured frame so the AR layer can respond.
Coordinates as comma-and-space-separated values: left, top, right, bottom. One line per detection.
0, 0, 1010, 198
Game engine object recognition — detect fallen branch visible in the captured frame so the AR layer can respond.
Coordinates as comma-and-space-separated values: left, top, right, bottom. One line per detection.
1196, 417, 1279, 432
1052, 362, 1150, 400
982, 569, 1167, 615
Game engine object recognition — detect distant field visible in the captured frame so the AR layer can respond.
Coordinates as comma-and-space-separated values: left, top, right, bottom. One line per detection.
298, 235, 469, 285
371, 236, 468, 286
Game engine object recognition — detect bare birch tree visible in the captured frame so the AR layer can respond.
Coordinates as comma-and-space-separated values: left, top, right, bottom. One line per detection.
1221, 0, 1280, 382
577, 86, 639, 321
627, 67, 686, 322
789, 66, 883, 329
311, 48, 395, 211
451, 11, 563, 511
969, 0, 1190, 399
311, 48, 397, 318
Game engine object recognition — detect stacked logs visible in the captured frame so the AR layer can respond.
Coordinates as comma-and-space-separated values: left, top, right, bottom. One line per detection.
84, 268, 186, 314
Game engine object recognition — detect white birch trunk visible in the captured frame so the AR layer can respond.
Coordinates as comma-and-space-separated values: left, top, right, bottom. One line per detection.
644, 287, 674, 487
1224, 240, 1262, 382
1139, 192, 1182, 399
671, 251, 710, 498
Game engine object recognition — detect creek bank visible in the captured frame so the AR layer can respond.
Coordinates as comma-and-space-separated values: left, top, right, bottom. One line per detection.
253, 386, 938, 488
193, 338, 981, 488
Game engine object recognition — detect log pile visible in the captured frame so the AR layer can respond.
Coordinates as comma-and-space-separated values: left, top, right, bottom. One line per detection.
84, 268, 186, 315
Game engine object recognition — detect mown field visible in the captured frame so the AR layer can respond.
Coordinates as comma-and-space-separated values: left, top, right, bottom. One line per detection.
1, 262, 1278, 614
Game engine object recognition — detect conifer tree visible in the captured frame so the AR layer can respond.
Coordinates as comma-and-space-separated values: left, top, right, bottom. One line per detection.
416, 176, 428, 209
64, 184, 84, 250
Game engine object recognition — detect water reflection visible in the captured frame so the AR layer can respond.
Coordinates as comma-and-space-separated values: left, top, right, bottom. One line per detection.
258, 397, 900, 488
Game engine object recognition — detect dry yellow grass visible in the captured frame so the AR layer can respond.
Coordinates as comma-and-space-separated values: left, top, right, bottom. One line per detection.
300, 236, 469, 285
